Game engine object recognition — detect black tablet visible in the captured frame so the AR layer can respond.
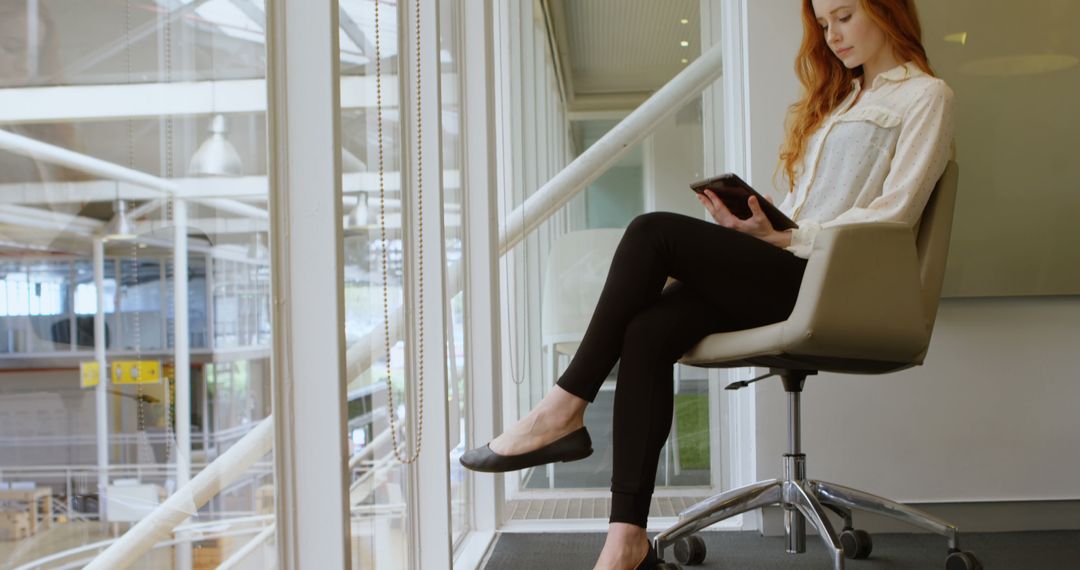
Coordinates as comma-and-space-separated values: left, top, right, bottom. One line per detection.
690, 173, 798, 231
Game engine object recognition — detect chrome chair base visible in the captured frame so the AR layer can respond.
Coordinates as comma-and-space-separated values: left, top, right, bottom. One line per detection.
653, 466, 962, 569
653, 375, 968, 569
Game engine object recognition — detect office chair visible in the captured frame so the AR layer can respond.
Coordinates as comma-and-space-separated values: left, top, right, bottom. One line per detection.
652, 162, 982, 570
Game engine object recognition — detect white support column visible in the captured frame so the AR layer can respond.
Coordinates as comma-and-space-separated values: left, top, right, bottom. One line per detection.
174, 198, 191, 487
699, 0, 731, 498
460, 0, 503, 539
173, 198, 193, 570
265, 0, 351, 567
93, 237, 109, 525
716, 0, 763, 531
402, 0, 453, 567
201, 369, 211, 457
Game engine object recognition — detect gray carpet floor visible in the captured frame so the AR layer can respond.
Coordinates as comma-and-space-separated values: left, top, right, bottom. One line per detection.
483, 530, 1080, 569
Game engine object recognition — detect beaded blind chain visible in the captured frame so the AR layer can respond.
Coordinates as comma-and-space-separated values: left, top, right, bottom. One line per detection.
376, 0, 425, 464
124, 0, 146, 439
163, 7, 175, 463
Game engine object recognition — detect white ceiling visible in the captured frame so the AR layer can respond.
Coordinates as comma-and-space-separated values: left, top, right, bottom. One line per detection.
547, 0, 700, 111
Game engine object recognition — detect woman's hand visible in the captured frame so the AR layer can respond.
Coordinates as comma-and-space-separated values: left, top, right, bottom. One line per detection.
696, 190, 792, 248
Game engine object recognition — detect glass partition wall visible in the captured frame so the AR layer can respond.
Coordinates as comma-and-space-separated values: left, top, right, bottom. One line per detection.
492, 0, 720, 518
338, 0, 411, 565
0, 0, 275, 567
438, 0, 470, 549
0, 0, 773, 566
340, 0, 464, 567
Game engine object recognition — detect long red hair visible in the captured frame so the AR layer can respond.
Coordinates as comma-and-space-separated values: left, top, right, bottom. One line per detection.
777, 0, 934, 192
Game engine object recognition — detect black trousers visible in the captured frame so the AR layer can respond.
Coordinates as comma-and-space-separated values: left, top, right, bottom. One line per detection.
554, 212, 808, 528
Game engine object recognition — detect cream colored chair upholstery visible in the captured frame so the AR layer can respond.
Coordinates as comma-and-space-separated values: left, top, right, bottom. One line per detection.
652, 162, 982, 570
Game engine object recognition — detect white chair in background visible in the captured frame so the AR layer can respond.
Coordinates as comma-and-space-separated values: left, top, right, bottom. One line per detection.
541, 228, 626, 390
538, 229, 624, 488
541, 227, 701, 487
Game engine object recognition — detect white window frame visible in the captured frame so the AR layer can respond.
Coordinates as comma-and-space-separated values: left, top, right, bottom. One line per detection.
454, 2, 504, 567
399, 0, 456, 568
265, 0, 351, 567
706, 0, 762, 531
453, 0, 760, 552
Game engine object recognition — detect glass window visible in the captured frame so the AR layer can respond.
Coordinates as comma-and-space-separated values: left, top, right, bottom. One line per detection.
439, 0, 469, 548
0, 0, 274, 566
493, 0, 713, 498
339, 0, 410, 567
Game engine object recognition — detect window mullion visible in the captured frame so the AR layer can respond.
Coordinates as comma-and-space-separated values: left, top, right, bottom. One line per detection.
265, 0, 351, 566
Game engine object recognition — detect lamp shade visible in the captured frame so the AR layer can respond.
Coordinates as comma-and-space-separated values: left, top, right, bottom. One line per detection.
106, 199, 137, 241
188, 114, 243, 177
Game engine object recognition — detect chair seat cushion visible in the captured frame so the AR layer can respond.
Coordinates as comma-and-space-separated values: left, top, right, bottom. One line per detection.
679, 321, 915, 375
680, 322, 788, 366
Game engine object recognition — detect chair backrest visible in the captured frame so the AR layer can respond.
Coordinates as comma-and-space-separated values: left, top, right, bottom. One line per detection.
914, 160, 959, 332
540, 228, 624, 345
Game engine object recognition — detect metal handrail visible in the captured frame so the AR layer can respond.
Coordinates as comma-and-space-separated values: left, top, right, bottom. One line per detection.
217, 523, 276, 570
0, 129, 267, 222
83, 417, 273, 569
12, 515, 272, 570
0, 461, 273, 478
347, 424, 396, 470
497, 39, 724, 254
0, 421, 259, 448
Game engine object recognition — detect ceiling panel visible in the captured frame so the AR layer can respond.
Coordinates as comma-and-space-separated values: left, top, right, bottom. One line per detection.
558, 0, 701, 96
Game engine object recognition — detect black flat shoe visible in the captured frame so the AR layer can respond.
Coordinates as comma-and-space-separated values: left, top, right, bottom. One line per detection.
459, 427, 592, 473
635, 540, 659, 570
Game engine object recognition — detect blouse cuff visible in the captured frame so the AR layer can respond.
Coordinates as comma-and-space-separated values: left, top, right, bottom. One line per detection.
784, 222, 821, 259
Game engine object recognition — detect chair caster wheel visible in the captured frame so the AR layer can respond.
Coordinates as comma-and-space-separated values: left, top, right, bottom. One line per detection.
656, 563, 682, 570
840, 528, 873, 559
673, 535, 707, 565
946, 550, 983, 570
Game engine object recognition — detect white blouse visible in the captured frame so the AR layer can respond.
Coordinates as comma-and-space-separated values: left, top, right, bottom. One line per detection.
777, 61, 956, 259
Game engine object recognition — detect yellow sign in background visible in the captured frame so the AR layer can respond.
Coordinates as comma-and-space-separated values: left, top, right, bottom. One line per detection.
111, 360, 163, 385
80, 361, 100, 388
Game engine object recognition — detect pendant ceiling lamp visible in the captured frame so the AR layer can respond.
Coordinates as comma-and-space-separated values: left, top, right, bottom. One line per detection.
105, 199, 137, 241
188, 114, 243, 177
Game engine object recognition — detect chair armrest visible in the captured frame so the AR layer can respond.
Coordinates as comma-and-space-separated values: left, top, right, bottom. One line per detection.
779, 222, 930, 363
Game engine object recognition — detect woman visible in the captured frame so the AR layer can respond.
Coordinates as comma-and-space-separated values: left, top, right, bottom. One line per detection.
462, 0, 955, 568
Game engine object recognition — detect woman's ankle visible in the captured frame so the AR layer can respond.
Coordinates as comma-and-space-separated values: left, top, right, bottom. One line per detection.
597, 522, 649, 567
606, 522, 647, 546
540, 386, 588, 423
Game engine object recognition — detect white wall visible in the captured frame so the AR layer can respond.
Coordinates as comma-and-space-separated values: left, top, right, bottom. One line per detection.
760, 298, 1080, 502
743, 1, 1080, 509
644, 106, 706, 218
